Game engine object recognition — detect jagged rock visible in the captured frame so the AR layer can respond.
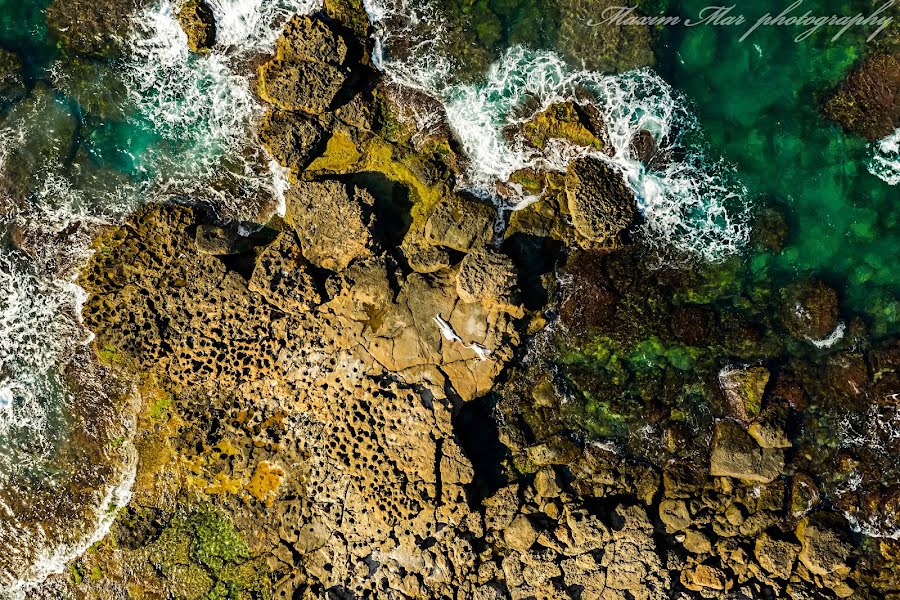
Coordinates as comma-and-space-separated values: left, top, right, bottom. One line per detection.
823, 52, 900, 141
658, 499, 691, 532
709, 420, 784, 484
424, 196, 497, 252
194, 224, 252, 255
504, 514, 539, 553
45, 0, 143, 57
257, 15, 350, 114
401, 239, 452, 274
258, 60, 347, 114
249, 232, 322, 314
518, 101, 605, 151
824, 352, 869, 400
629, 130, 669, 170
258, 109, 325, 171
748, 403, 791, 449
682, 530, 711, 554
456, 248, 521, 314
796, 515, 852, 577
600, 505, 669, 596
285, 180, 375, 271
565, 157, 638, 249
680, 564, 726, 592
755, 533, 799, 580
176, 0, 216, 53
719, 366, 769, 421
275, 15, 348, 65
781, 279, 840, 341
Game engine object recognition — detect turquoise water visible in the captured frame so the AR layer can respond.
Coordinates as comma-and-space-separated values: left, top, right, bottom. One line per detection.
657, 0, 899, 334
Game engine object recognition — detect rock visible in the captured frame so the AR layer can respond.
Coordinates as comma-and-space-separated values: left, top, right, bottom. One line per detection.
424, 196, 497, 252
286, 180, 375, 271
504, 515, 539, 553
755, 533, 799, 580
823, 52, 900, 141
249, 232, 322, 314
518, 101, 605, 151
781, 280, 840, 341
565, 157, 638, 249
790, 473, 820, 518
258, 109, 325, 171
680, 563, 726, 591
682, 530, 711, 554
0, 49, 24, 96
257, 15, 350, 115
709, 420, 784, 484
194, 224, 252, 255
556, 0, 655, 73
258, 60, 347, 114
275, 15, 348, 65
719, 366, 769, 421
629, 129, 670, 170
823, 352, 869, 401
796, 514, 852, 577
658, 499, 691, 532
748, 403, 791, 449
176, 0, 216, 53
751, 207, 790, 253
402, 240, 452, 274
45, 0, 143, 58
456, 248, 521, 314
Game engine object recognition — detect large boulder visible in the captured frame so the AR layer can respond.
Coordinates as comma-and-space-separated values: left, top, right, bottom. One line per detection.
718, 366, 769, 421
709, 419, 784, 484
456, 247, 521, 315
258, 109, 325, 171
823, 52, 900, 141
518, 101, 605, 151
286, 180, 375, 271
257, 15, 350, 115
424, 196, 497, 252
176, 0, 216, 53
781, 279, 840, 341
565, 157, 638, 249
796, 514, 852, 577
258, 60, 348, 114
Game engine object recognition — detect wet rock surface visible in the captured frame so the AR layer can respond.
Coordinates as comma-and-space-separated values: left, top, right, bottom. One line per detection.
823, 52, 900, 141
176, 0, 216, 53
46, 5, 900, 600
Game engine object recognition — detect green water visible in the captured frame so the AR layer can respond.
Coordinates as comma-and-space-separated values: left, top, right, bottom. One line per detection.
657, 0, 899, 335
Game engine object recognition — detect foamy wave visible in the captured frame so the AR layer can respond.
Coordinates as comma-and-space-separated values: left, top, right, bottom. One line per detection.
372, 33, 752, 261
869, 128, 900, 186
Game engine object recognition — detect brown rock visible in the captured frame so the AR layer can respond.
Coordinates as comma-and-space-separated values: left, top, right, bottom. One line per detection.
258, 59, 347, 114
781, 279, 840, 341
504, 514, 539, 553
719, 366, 769, 421
565, 157, 638, 249
259, 110, 325, 171
176, 0, 216, 53
680, 563, 726, 592
710, 420, 784, 484
658, 499, 691, 532
456, 248, 521, 314
748, 403, 791, 449
286, 180, 375, 271
823, 52, 900, 141
755, 533, 800, 580
424, 196, 497, 252
796, 515, 852, 577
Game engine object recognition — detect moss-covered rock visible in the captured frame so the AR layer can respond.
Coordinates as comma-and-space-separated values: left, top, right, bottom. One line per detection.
519, 101, 605, 151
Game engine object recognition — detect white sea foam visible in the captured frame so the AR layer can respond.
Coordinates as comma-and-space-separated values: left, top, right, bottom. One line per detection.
0, 0, 322, 591
869, 128, 900, 186
365, 3, 751, 262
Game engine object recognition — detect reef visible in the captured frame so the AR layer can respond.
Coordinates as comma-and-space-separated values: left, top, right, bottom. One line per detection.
28, 2, 900, 599
823, 52, 900, 142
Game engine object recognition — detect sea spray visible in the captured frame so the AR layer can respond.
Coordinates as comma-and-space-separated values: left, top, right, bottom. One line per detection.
0, 0, 322, 591
869, 128, 900, 186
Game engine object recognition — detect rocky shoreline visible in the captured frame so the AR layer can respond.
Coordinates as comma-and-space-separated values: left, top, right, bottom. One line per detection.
10, 1, 900, 599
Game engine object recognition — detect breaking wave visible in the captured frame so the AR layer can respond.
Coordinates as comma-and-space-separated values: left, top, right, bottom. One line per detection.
0, 0, 321, 592
869, 128, 900, 186
364, 0, 751, 262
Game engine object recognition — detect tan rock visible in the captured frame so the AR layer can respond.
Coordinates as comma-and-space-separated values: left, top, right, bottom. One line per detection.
680, 564, 726, 591
718, 366, 769, 421
504, 515, 539, 553
424, 195, 497, 252
456, 247, 521, 314
565, 156, 637, 249
755, 533, 799, 580
796, 515, 851, 577
659, 499, 691, 532
710, 419, 784, 484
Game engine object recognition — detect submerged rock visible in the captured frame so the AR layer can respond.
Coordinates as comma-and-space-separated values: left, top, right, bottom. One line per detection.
556, 0, 655, 73
565, 157, 638, 249
0, 49, 24, 97
45, 0, 144, 58
823, 52, 900, 141
781, 279, 840, 341
176, 0, 216, 53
